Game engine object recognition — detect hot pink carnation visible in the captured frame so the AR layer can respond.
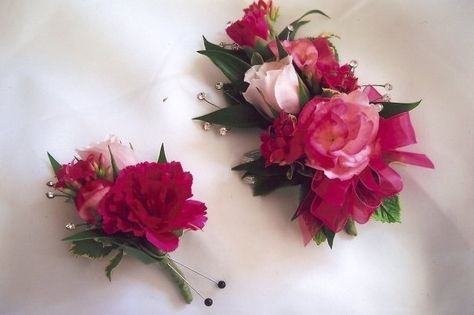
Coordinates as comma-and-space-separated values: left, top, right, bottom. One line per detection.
55, 156, 96, 189
98, 162, 207, 252
297, 91, 380, 181
260, 112, 303, 166
225, 1, 271, 47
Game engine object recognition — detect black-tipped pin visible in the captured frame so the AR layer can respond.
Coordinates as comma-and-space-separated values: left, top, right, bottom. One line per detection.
166, 263, 214, 307
168, 257, 226, 289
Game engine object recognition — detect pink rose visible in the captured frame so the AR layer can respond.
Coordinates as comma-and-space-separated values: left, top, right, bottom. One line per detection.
243, 56, 301, 118
76, 135, 137, 175
269, 39, 319, 71
297, 91, 379, 180
225, 1, 271, 47
270, 37, 358, 93
74, 179, 111, 224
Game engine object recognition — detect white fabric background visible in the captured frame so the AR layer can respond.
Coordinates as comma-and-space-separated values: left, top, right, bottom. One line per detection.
1, 0, 473, 314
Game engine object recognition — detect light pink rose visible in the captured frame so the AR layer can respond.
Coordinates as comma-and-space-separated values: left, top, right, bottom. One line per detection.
76, 135, 137, 172
243, 56, 301, 118
297, 90, 379, 180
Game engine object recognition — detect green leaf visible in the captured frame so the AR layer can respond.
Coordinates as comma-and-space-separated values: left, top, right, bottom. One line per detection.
278, 20, 310, 41
275, 39, 288, 59
344, 218, 358, 236
372, 195, 401, 223
232, 157, 286, 176
158, 143, 167, 163
121, 244, 157, 264
297, 76, 311, 106
278, 9, 330, 40
202, 36, 250, 62
313, 229, 327, 245
47, 152, 62, 174
70, 239, 116, 259
254, 38, 274, 60
197, 50, 251, 84
252, 175, 296, 196
193, 104, 269, 129
108, 145, 120, 180
222, 83, 246, 105
377, 100, 421, 119
322, 226, 335, 249
62, 229, 112, 242
250, 52, 264, 65
291, 180, 312, 221
327, 39, 340, 62
105, 250, 123, 281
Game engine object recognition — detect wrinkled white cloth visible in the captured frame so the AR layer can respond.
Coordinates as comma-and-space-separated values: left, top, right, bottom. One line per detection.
0, 0, 473, 314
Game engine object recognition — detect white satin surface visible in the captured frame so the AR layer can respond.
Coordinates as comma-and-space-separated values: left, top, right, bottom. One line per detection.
0, 0, 473, 314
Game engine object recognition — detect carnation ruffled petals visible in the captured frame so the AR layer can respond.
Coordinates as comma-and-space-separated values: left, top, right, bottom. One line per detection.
225, 0, 272, 47
98, 162, 207, 252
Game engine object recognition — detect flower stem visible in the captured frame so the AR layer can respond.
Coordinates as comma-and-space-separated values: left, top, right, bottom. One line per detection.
159, 255, 193, 304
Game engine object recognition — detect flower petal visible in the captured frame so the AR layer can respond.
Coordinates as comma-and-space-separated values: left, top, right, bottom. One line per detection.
146, 231, 179, 252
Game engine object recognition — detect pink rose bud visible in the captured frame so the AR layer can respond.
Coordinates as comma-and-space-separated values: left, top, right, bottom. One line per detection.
74, 179, 111, 224
76, 135, 137, 173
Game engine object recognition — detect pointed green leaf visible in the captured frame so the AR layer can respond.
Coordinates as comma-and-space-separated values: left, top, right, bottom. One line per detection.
275, 39, 288, 59
344, 218, 358, 236
278, 20, 310, 40
202, 36, 250, 62
197, 50, 251, 84
376, 100, 421, 118
278, 9, 330, 40
297, 76, 311, 106
254, 38, 274, 60
372, 195, 401, 223
47, 152, 62, 174
158, 143, 167, 163
70, 239, 116, 259
108, 145, 120, 180
193, 105, 269, 129
322, 226, 335, 249
105, 250, 123, 281
250, 52, 264, 65
222, 83, 246, 105
62, 229, 112, 242
232, 157, 286, 176
121, 244, 158, 264
203, 36, 226, 52
313, 229, 327, 245
291, 180, 312, 221
252, 175, 297, 196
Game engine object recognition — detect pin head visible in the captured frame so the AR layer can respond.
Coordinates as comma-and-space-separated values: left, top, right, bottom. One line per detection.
217, 280, 226, 289
45, 192, 55, 199
46, 181, 54, 187
204, 298, 213, 307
